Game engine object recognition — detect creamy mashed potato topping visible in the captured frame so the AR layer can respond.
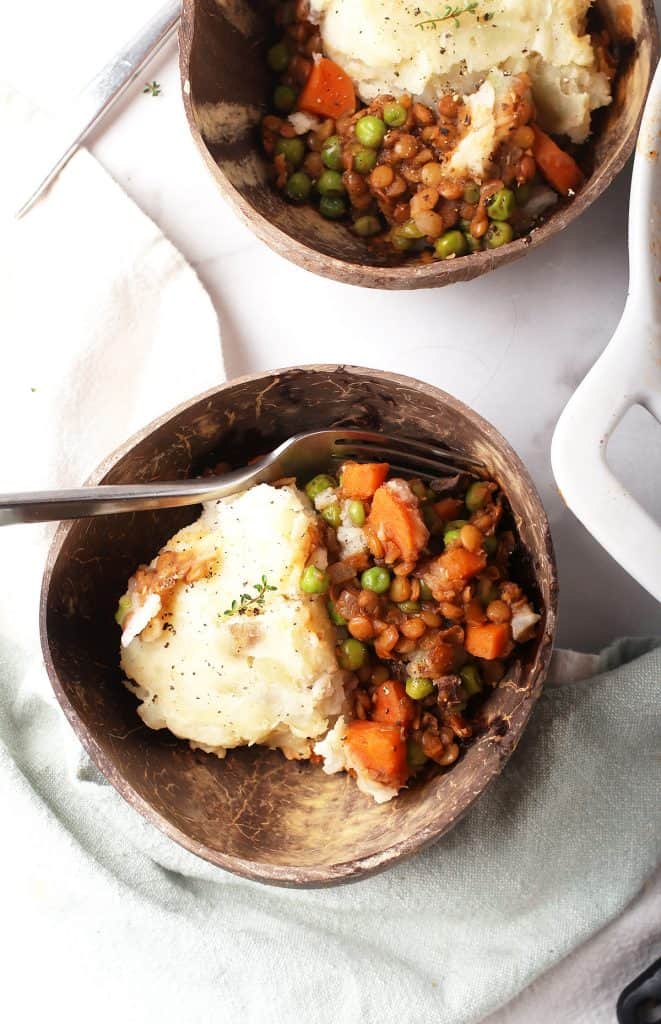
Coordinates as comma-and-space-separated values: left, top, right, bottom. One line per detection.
120, 484, 348, 760
308, 0, 611, 142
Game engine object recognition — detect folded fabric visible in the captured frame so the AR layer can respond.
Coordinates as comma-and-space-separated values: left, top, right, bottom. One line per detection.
2, 627, 659, 1024
0, 81, 223, 654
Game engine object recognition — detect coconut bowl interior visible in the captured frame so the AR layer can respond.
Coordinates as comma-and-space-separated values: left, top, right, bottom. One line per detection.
41, 366, 557, 886
179, 0, 659, 289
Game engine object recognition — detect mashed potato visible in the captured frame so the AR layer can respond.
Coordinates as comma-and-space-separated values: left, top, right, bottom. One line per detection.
308, 0, 611, 142
119, 484, 348, 760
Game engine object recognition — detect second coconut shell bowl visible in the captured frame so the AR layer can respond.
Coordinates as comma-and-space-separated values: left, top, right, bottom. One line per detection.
179, 0, 659, 289
41, 366, 557, 886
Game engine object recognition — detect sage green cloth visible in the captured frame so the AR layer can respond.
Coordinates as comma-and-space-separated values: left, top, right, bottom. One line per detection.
2, 637, 659, 1023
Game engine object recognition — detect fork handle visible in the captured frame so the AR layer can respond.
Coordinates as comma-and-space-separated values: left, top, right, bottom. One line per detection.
17, 0, 180, 217
0, 468, 261, 526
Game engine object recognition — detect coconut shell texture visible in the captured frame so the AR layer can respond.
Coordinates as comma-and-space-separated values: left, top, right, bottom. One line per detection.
41, 367, 558, 885
179, 0, 659, 288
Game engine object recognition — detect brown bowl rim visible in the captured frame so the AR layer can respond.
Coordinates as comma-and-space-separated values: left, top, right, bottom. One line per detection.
40, 365, 558, 886
177, 0, 660, 289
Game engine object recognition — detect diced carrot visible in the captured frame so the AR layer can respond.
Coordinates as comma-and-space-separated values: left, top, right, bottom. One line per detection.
297, 58, 356, 119
433, 497, 464, 522
371, 680, 415, 727
341, 461, 390, 500
532, 126, 583, 197
345, 720, 408, 789
465, 622, 512, 660
367, 482, 430, 563
438, 546, 486, 582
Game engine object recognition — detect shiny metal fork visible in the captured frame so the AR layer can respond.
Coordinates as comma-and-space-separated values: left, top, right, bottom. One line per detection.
0, 429, 483, 526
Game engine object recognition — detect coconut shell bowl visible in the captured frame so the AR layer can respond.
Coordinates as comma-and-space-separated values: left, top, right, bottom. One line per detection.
178, 0, 659, 289
41, 366, 558, 886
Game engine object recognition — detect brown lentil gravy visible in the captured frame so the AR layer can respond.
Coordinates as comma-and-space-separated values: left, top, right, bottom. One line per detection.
299, 461, 541, 791
261, 0, 616, 263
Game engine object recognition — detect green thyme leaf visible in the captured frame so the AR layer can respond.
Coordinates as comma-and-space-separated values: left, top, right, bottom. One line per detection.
416, 1, 481, 31
222, 577, 277, 618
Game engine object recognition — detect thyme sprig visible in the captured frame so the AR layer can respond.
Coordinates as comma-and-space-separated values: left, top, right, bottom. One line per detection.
143, 80, 161, 96
416, 2, 480, 30
222, 575, 277, 618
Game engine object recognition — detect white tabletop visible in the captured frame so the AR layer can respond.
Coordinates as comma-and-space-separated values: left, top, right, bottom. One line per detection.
4, 0, 660, 651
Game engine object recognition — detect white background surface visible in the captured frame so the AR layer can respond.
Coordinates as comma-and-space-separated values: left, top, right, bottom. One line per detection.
0, 4, 659, 1022
3, 2, 661, 650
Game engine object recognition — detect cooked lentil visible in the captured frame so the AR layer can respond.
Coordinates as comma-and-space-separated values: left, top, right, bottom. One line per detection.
261, 1, 605, 262
299, 457, 541, 793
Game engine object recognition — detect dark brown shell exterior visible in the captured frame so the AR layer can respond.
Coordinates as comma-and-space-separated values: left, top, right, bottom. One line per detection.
41, 367, 558, 886
178, 0, 659, 289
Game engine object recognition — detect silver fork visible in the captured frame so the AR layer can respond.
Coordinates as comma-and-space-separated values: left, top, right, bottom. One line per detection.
0, 430, 483, 526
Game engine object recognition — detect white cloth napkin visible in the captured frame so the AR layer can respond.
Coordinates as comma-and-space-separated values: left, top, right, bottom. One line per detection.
0, 83, 224, 651
0, 83, 659, 1024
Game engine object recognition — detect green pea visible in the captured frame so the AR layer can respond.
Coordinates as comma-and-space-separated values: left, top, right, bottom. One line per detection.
487, 188, 516, 221
434, 230, 468, 260
465, 481, 490, 511
383, 102, 407, 127
361, 566, 391, 594
399, 218, 425, 240
317, 169, 345, 196
319, 195, 346, 219
339, 637, 368, 671
327, 599, 347, 626
419, 580, 433, 601
398, 600, 421, 613
305, 474, 337, 501
515, 182, 532, 206
353, 215, 381, 237
485, 221, 514, 248
322, 502, 342, 528
410, 480, 430, 500
443, 528, 462, 546
321, 134, 343, 171
407, 738, 428, 768
300, 565, 330, 594
348, 500, 366, 526
115, 594, 131, 626
460, 663, 483, 696
463, 182, 480, 204
285, 171, 312, 203
405, 677, 434, 700
275, 136, 304, 167
352, 146, 377, 174
273, 84, 297, 113
391, 233, 413, 252
483, 535, 498, 555
267, 40, 289, 73
464, 232, 483, 253
355, 115, 386, 148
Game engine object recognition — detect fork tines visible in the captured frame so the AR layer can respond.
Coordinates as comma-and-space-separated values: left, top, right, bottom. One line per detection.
331, 433, 484, 480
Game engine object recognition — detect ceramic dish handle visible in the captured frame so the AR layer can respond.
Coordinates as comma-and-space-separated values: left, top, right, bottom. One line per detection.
551, 63, 661, 602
